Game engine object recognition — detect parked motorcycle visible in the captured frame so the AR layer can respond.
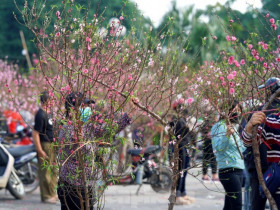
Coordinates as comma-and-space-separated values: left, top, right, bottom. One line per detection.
108, 145, 172, 194
0, 138, 25, 199
0, 116, 39, 194
4, 143, 39, 194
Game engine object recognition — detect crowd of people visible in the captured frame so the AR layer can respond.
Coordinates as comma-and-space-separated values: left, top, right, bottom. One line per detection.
1, 77, 280, 210
170, 77, 280, 210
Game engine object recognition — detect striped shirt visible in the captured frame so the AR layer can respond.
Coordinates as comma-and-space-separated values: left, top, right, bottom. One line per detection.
242, 113, 280, 163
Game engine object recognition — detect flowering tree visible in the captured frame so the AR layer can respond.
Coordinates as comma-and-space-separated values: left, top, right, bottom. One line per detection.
0, 59, 45, 114
11, 0, 280, 209
13, 0, 195, 209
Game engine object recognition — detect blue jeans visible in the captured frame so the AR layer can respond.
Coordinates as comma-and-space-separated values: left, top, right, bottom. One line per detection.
176, 148, 190, 197
243, 168, 251, 210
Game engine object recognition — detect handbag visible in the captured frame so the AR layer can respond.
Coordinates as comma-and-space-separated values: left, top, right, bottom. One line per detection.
259, 162, 280, 198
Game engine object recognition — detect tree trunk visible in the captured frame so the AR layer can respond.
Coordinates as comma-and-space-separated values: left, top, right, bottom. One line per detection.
168, 142, 179, 210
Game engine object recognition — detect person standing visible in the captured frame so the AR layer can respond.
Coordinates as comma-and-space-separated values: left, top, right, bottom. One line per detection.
242, 111, 280, 208
32, 91, 57, 204
201, 114, 218, 182
57, 92, 132, 209
170, 107, 195, 205
211, 100, 245, 210
3, 109, 27, 134
240, 77, 280, 210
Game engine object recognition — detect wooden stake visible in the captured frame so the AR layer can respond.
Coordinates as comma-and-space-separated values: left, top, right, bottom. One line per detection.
19, 30, 32, 70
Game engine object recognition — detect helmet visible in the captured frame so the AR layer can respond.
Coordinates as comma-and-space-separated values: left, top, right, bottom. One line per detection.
65, 92, 84, 110
258, 77, 280, 94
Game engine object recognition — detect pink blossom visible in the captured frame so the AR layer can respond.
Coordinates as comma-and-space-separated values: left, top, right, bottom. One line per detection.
56, 32, 60, 37
263, 62, 268, 68
276, 58, 280, 62
227, 74, 234, 80
229, 88, 235, 94
220, 76, 225, 81
86, 37, 91, 42
263, 44, 268, 50
83, 69, 89, 74
68, 120, 72, 125
278, 35, 280, 40
178, 98, 185, 104
270, 18, 275, 24
128, 75, 133, 80
228, 56, 234, 65
33, 59, 39, 65
248, 44, 253, 49
226, 35, 230, 41
119, 16, 124, 20
232, 71, 237, 76
187, 98, 194, 105
234, 60, 240, 68
14, 80, 18, 85
212, 36, 217, 40
231, 36, 237, 41
272, 24, 277, 30
56, 11, 61, 20
229, 19, 234, 23
266, 13, 270, 18
240, 59, 245, 65
172, 101, 178, 109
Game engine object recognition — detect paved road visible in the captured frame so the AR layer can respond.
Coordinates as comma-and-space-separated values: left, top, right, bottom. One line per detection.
0, 168, 225, 210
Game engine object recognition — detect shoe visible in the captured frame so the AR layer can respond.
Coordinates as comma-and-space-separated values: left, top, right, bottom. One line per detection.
175, 197, 192, 205
54, 195, 59, 201
212, 178, 220, 183
202, 176, 211, 183
43, 196, 58, 204
182, 195, 195, 203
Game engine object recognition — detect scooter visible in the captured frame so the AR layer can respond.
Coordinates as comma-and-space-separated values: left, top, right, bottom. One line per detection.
0, 138, 25, 199
109, 145, 172, 194
5, 126, 33, 146
4, 142, 39, 194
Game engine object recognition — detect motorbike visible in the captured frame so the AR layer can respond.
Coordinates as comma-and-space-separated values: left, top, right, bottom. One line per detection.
3, 142, 39, 194
108, 145, 172, 194
5, 126, 33, 146
0, 116, 39, 194
0, 138, 25, 199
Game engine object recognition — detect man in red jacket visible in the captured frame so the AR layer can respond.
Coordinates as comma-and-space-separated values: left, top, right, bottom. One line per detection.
3, 109, 26, 134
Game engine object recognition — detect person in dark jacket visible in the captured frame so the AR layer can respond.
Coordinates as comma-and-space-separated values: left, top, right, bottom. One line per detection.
201, 114, 218, 182
170, 107, 195, 205
240, 77, 280, 210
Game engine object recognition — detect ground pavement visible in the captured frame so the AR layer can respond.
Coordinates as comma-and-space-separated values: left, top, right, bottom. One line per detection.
0, 168, 225, 210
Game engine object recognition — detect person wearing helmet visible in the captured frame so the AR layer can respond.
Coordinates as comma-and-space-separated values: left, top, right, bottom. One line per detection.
240, 77, 280, 210
57, 92, 132, 210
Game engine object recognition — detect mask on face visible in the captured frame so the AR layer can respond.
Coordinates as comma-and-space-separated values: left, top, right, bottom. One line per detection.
229, 112, 240, 124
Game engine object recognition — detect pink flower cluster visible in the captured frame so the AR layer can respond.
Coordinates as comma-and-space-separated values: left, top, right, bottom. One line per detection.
226, 35, 237, 41
269, 18, 277, 30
